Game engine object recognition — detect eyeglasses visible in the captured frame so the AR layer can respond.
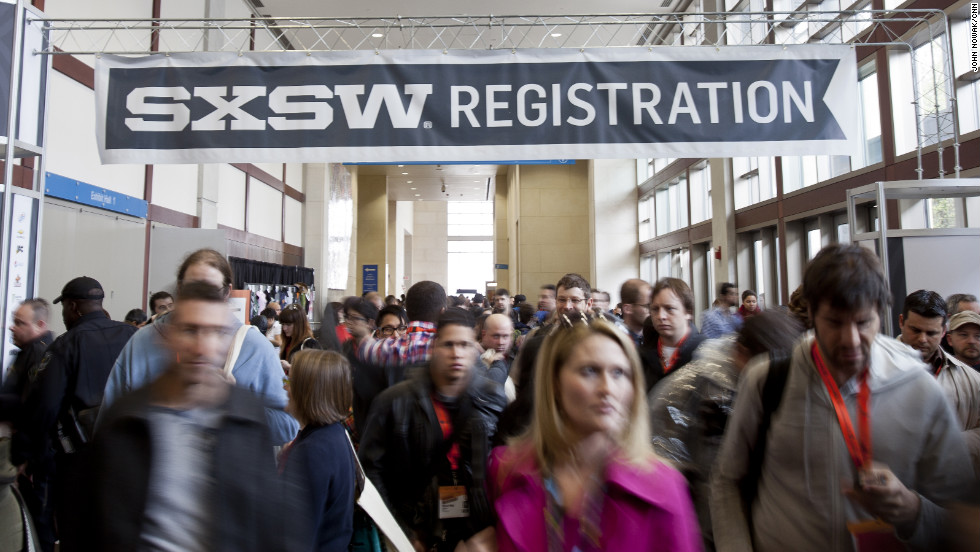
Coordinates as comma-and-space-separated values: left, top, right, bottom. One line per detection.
557, 297, 586, 306
346, 314, 368, 324
378, 325, 407, 337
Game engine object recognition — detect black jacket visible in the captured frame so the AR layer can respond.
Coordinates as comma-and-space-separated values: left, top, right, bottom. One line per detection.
79, 384, 301, 552
2, 331, 54, 465
22, 312, 135, 458
358, 367, 506, 548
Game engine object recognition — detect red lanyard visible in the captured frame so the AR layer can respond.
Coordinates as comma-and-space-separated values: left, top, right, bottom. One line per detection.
658, 333, 689, 373
811, 342, 872, 471
431, 395, 461, 470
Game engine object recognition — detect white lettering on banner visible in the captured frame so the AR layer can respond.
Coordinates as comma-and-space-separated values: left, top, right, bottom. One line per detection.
268, 85, 333, 130
121, 80, 815, 131
516, 84, 547, 126
192, 86, 267, 131
334, 84, 432, 128
596, 83, 627, 125
125, 87, 191, 131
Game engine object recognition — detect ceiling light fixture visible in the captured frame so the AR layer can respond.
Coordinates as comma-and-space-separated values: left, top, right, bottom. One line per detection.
407, 180, 413, 184
410, 187, 417, 190
551, 32, 562, 37
372, 33, 383, 38
401, 172, 408, 175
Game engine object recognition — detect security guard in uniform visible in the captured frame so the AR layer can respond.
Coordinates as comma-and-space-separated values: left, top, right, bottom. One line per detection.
20, 276, 136, 552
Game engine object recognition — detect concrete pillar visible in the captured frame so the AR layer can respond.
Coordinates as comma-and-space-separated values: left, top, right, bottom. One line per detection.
356, 175, 388, 296
710, 158, 737, 284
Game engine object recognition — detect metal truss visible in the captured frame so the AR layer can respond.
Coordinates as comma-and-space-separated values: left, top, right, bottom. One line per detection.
27, 10, 961, 177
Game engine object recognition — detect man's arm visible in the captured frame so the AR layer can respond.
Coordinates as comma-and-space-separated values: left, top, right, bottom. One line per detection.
358, 390, 396, 513
699, 310, 722, 339
356, 335, 404, 368
710, 358, 770, 552
18, 351, 68, 462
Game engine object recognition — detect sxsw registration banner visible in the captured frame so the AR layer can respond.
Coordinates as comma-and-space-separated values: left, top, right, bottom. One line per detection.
95, 45, 859, 164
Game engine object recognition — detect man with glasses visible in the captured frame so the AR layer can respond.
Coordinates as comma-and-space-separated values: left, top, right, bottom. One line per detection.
618, 279, 652, 346
339, 297, 380, 437
375, 305, 408, 339
554, 273, 594, 316
81, 282, 297, 551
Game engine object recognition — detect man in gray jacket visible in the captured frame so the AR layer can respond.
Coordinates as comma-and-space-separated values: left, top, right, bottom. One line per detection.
712, 244, 973, 552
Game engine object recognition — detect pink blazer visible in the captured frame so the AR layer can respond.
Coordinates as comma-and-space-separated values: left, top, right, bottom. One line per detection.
488, 444, 703, 552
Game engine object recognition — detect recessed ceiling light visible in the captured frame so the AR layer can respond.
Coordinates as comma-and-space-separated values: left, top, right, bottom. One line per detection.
401, 172, 408, 175
414, 194, 420, 196
410, 187, 417, 190
397, 165, 404, 167
551, 32, 562, 38
473, 180, 481, 183
407, 180, 413, 184
372, 33, 383, 38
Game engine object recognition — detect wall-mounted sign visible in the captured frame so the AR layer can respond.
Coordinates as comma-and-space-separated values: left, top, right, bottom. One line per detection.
95, 45, 858, 164
362, 264, 378, 294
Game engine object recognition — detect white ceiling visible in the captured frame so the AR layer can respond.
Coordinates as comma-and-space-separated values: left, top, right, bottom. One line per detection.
355, 163, 506, 202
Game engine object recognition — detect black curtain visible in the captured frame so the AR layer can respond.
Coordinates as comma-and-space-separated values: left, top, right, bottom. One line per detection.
229, 257, 315, 290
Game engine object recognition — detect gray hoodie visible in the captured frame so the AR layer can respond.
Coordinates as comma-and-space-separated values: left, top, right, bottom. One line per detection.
711, 333, 972, 552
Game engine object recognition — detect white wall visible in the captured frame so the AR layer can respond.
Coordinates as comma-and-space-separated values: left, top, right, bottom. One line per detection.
152, 165, 199, 215
247, 180, 283, 240
590, 159, 639, 305
39, 199, 146, 335
285, 197, 303, 246
45, 73, 144, 198
216, 165, 246, 229
412, 201, 448, 286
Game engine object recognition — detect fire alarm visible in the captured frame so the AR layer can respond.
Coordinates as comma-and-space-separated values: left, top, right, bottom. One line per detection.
714, 246, 722, 260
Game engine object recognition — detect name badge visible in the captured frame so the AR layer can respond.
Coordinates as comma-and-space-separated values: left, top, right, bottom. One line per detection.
438, 485, 470, 519
847, 519, 904, 552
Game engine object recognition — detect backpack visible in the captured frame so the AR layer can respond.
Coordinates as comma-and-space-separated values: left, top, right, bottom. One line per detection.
739, 351, 792, 511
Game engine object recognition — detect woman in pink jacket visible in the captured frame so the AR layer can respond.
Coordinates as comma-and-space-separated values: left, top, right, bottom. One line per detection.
485, 314, 702, 552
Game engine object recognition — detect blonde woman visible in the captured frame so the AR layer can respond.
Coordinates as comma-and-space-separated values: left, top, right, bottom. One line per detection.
279, 350, 357, 552
487, 315, 701, 552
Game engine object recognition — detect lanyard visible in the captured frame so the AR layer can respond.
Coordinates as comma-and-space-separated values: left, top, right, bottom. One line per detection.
658, 333, 689, 373
408, 325, 436, 334
811, 342, 872, 472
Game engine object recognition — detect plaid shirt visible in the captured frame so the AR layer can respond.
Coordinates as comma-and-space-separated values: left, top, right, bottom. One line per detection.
356, 321, 437, 367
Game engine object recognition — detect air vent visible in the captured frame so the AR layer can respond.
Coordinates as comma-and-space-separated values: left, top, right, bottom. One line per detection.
251, 0, 265, 7
660, 0, 672, 7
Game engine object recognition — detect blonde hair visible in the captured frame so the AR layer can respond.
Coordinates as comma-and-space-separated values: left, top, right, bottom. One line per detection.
524, 317, 655, 475
288, 350, 351, 427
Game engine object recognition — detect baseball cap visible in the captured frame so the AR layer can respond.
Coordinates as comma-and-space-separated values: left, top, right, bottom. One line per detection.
53, 276, 105, 304
949, 311, 980, 331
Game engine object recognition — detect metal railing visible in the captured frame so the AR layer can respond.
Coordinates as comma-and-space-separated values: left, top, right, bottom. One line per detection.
27, 10, 961, 178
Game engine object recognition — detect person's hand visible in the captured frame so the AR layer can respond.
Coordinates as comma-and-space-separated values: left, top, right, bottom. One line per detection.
845, 465, 921, 527
462, 527, 497, 552
280, 359, 291, 375
412, 538, 427, 552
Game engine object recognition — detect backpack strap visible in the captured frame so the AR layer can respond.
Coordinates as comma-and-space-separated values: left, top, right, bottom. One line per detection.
740, 350, 791, 509
222, 325, 252, 384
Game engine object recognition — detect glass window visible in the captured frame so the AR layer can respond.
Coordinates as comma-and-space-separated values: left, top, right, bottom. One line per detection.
639, 195, 654, 242
733, 157, 776, 209
448, 201, 493, 237
853, 65, 883, 169
655, 176, 689, 235
447, 201, 494, 295
690, 163, 712, 224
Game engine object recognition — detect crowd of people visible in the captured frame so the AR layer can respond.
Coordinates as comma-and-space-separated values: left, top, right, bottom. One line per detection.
1, 243, 979, 551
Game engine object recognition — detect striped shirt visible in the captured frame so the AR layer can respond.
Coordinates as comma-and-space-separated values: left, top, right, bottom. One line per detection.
356, 321, 437, 367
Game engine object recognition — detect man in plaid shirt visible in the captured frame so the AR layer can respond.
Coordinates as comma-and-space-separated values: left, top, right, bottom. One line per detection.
356, 281, 447, 381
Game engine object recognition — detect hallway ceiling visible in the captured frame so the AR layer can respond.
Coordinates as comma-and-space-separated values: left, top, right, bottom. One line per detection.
356, 163, 506, 202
